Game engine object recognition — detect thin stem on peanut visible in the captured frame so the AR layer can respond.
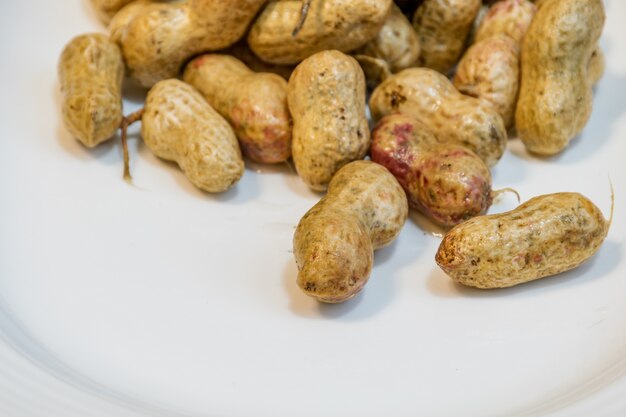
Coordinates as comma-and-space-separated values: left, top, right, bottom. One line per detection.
120, 108, 144, 183
292, 0, 312, 37
492, 187, 521, 203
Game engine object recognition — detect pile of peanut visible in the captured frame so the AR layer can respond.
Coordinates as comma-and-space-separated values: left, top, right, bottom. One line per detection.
59, 0, 612, 304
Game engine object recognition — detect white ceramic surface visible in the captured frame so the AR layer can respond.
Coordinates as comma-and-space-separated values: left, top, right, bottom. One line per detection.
1, 1, 625, 416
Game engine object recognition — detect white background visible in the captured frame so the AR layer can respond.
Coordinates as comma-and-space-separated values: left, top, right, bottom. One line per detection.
0, 1, 625, 416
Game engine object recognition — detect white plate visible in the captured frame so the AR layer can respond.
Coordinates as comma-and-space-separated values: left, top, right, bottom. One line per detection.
1, 1, 626, 416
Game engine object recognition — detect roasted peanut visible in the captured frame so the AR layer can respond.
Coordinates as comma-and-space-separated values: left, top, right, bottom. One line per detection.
141, 79, 244, 192
58, 33, 124, 148
183, 54, 291, 164
293, 160, 408, 303
288, 50, 370, 191
436, 192, 612, 288
369, 67, 507, 167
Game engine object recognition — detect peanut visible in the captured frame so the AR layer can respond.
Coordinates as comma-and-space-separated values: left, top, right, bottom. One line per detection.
58, 33, 124, 148
294, 160, 408, 303
412, 0, 481, 74
453, 35, 520, 128
515, 0, 605, 155
436, 192, 612, 288
288, 50, 370, 191
109, 0, 267, 87
369, 67, 507, 167
247, 0, 392, 65
141, 79, 244, 193
183, 54, 291, 164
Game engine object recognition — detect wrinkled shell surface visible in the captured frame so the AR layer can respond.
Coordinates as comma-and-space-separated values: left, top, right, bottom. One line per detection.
91, 0, 136, 24
436, 192, 610, 288
222, 40, 294, 80
371, 114, 493, 227
369, 67, 507, 167
110, 0, 266, 87
358, 4, 420, 74
454, 35, 520, 128
288, 50, 370, 191
294, 160, 408, 303
183, 54, 292, 164
58, 33, 124, 148
248, 0, 392, 65
474, 0, 536, 45
515, 0, 605, 155
412, 0, 481, 73
142, 79, 244, 193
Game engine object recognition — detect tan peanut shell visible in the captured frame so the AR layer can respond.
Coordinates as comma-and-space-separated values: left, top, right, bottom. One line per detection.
288, 50, 370, 191
370, 114, 493, 227
412, 0, 481, 74
468, 5, 489, 44
247, 0, 393, 65
357, 4, 420, 75
91, 0, 136, 24
436, 192, 611, 289
453, 35, 519, 128
58, 33, 124, 148
515, 0, 605, 155
369, 67, 507, 167
183, 54, 291, 164
142, 79, 244, 193
222, 41, 294, 81
109, 0, 267, 87
474, 0, 536, 45
588, 47, 605, 86
293, 160, 408, 303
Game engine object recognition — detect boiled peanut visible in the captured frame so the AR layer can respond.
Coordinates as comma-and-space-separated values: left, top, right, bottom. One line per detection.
109, 0, 267, 87
288, 50, 370, 191
293, 160, 408, 303
474, 0, 536, 45
515, 0, 605, 155
58, 33, 124, 148
369, 67, 507, 167
436, 192, 612, 288
356, 4, 420, 83
453, 35, 520, 128
412, 0, 481, 73
247, 0, 392, 65
142, 79, 244, 192
183, 54, 291, 164
371, 114, 493, 227
91, 0, 136, 24
222, 41, 294, 81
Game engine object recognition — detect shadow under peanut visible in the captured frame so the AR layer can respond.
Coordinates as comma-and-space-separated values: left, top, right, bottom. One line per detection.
283, 225, 428, 320
427, 239, 623, 299
134, 148, 264, 204
508, 68, 626, 165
